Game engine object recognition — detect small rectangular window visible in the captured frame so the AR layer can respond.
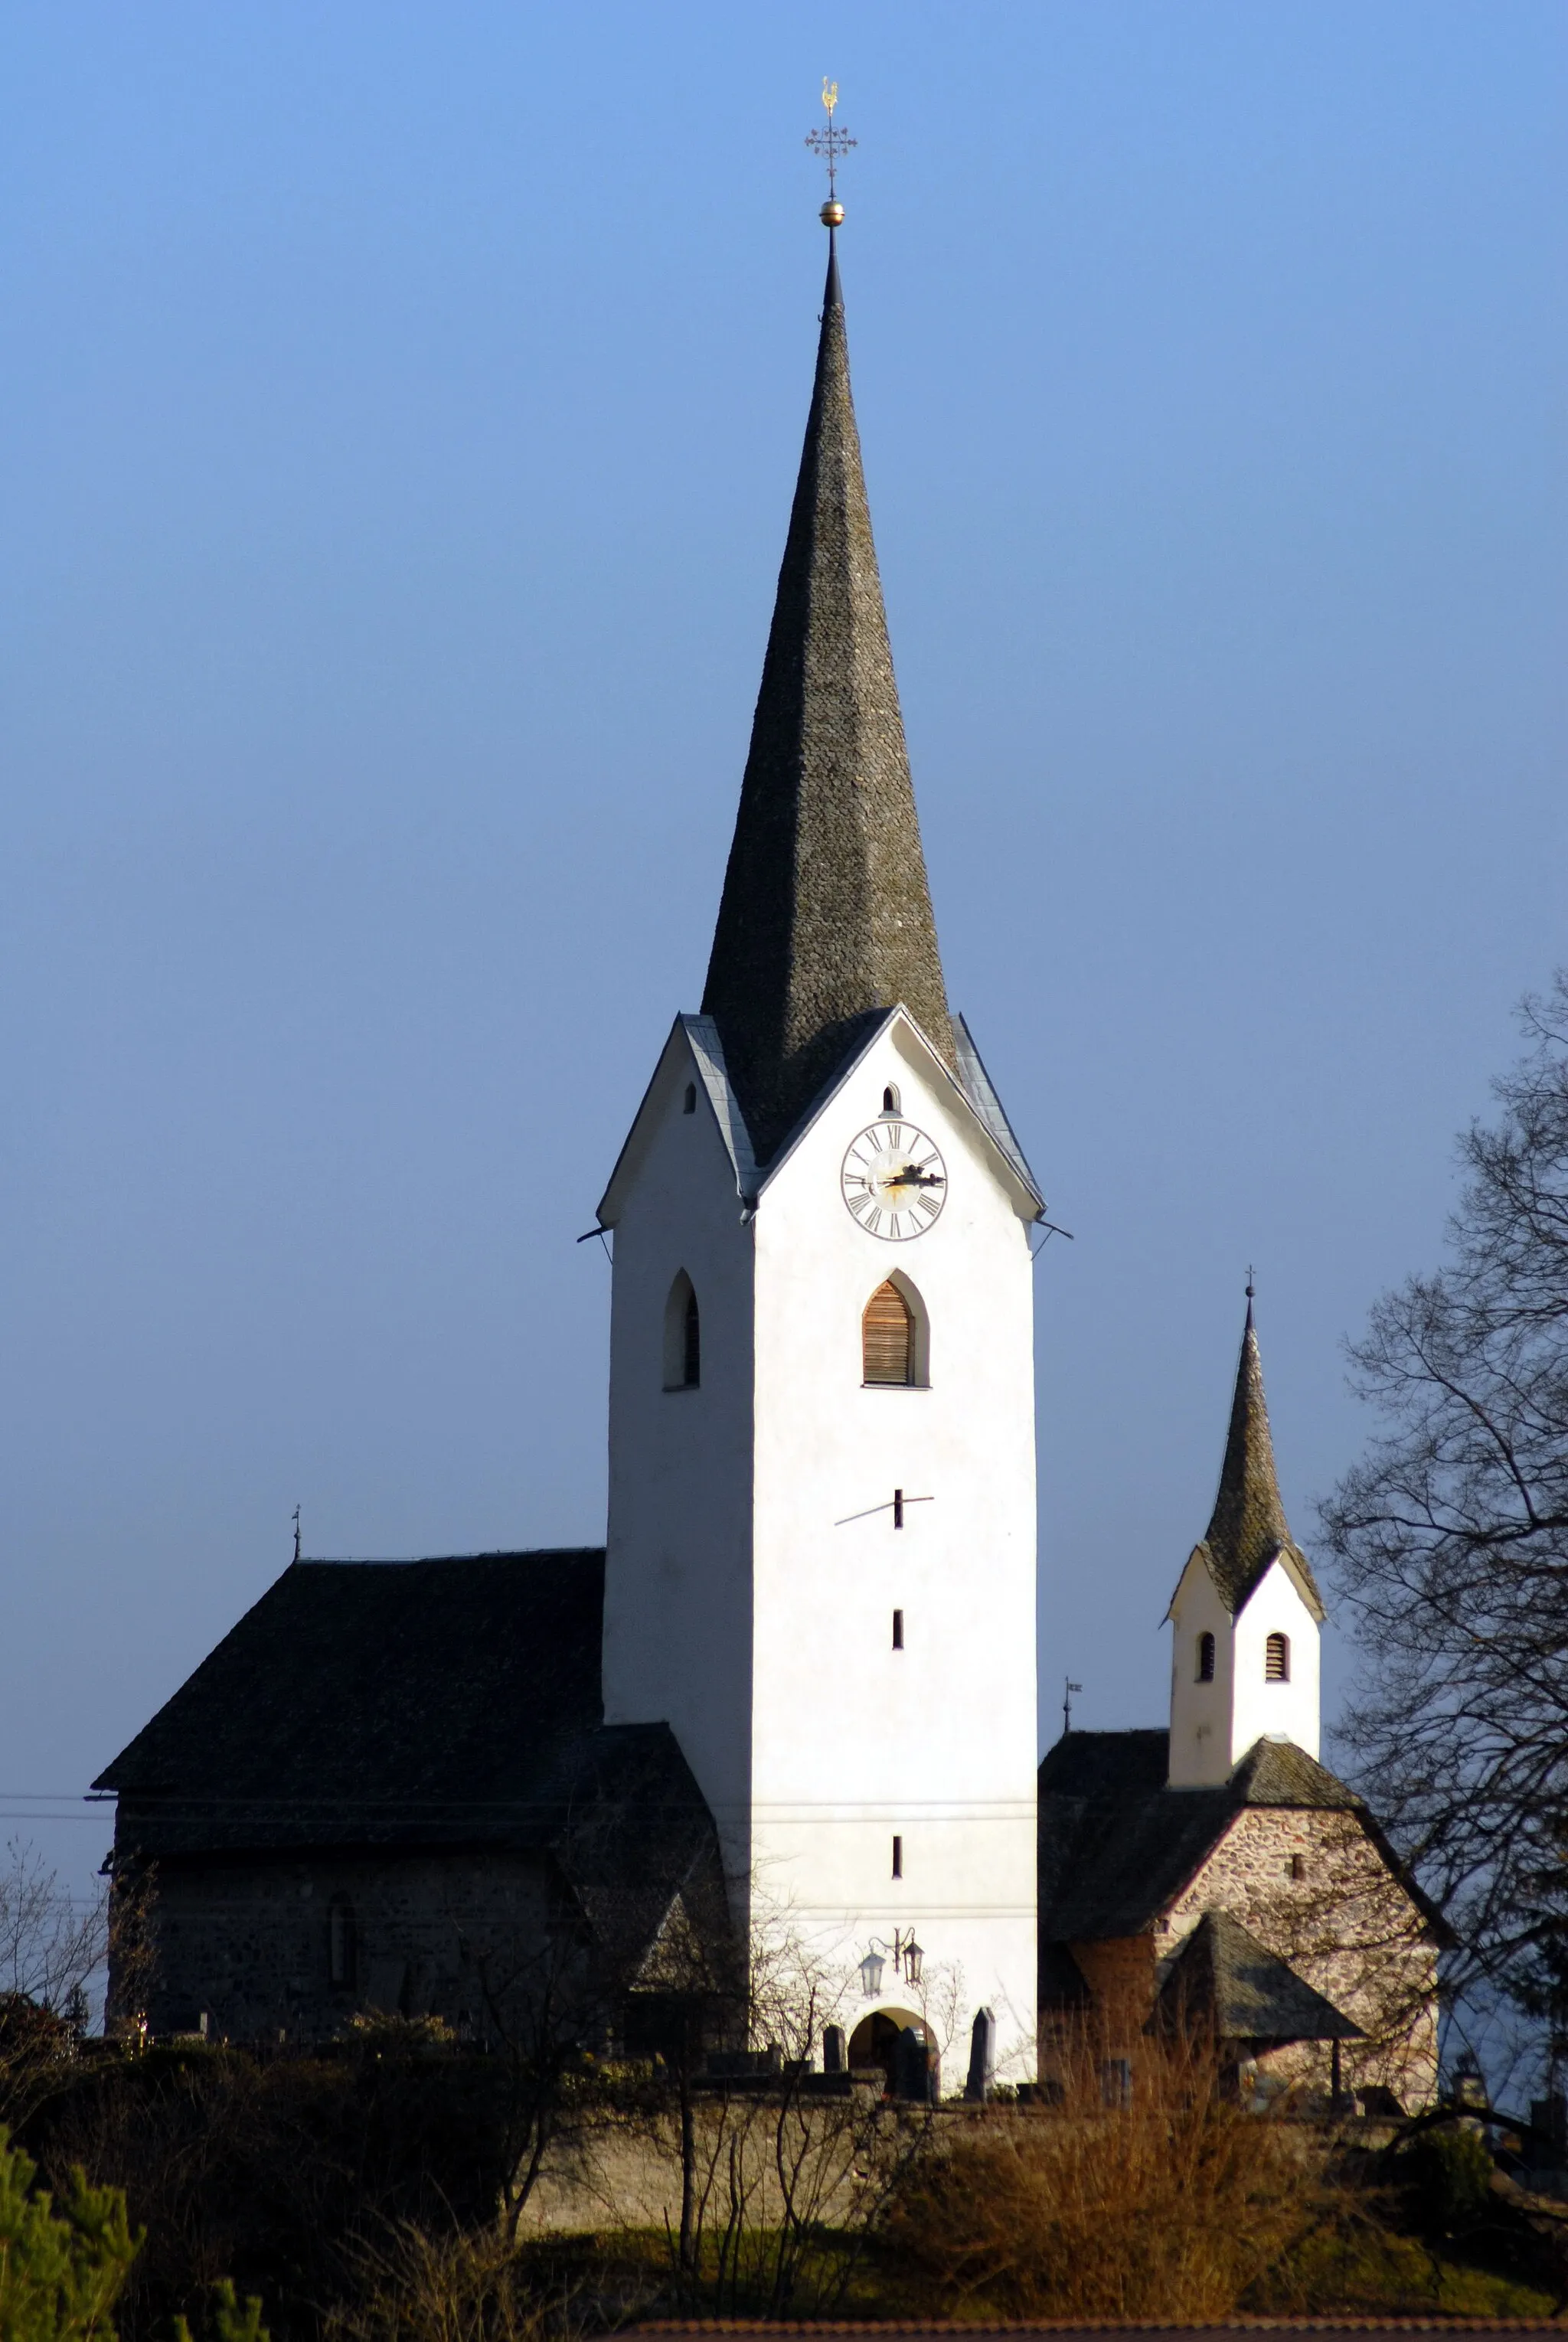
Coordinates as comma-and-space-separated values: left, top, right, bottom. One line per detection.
892, 1609, 904, 1650
1289, 1854, 1306, 1882
891, 1834, 903, 1879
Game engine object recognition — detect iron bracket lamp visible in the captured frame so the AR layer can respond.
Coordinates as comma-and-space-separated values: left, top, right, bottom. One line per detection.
858, 1929, 924, 1997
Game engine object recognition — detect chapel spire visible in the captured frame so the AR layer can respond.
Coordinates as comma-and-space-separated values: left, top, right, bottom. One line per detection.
700, 212, 953, 1165
1198, 1286, 1323, 1616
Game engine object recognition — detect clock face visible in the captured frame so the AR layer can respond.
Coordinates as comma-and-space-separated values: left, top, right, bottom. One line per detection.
841, 1119, 948, 1240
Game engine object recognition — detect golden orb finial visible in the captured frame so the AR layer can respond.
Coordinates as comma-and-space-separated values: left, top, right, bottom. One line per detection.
820, 198, 844, 228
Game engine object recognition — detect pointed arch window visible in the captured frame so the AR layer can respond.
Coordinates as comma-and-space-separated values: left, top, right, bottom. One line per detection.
1265, 1632, 1290, 1683
882, 1083, 901, 1115
1196, 1632, 1216, 1683
663, 1272, 701, 1390
863, 1278, 928, 1387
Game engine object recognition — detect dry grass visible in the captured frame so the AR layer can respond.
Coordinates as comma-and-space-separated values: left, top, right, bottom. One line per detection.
879, 2039, 1320, 2320
326, 2224, 548, 2342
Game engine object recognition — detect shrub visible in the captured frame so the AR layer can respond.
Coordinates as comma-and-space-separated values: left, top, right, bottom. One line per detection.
877, 2040, 1318, 2320
0, 2125, 139, 2342
1397, 2122, 1497, 2236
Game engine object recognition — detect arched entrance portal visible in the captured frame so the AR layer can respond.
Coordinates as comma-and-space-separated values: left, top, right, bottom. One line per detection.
848, 2006, 928, 2098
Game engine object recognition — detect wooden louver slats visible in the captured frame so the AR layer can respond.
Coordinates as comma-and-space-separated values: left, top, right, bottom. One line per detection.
863, 1281, 913, 1386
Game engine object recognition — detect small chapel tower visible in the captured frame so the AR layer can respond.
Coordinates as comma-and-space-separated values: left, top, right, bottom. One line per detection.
596, 200, 1044, 2064
1166, 1292, 1326, 1787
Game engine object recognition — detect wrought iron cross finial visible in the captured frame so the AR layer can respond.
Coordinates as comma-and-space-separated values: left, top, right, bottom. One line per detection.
805, 77, 857, 208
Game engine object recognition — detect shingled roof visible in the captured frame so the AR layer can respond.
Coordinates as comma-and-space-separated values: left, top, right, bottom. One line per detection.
1152, 1909, 1361, 2045
701, 234, 953, 1165
1190, 1296, 1325, 1619
1037, 1729, 1362, 1944
96, 1551, 606, 1847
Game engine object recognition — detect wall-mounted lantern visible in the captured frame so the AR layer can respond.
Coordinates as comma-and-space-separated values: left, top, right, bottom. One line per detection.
858, 1931, 924, 1996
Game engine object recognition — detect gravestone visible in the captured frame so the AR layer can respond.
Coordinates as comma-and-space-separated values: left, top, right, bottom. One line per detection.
964, 2005, 996, 2101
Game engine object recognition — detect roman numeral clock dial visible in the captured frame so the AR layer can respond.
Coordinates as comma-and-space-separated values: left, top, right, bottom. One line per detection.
840, 1121, 948, 1240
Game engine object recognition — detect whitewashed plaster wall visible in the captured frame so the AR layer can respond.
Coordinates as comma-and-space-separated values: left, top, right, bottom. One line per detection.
602, 1013, 1040, 2069
749, 1019, 1039, 2065
1168, 1554, 1321, 1785
601, 1026, 759, 1882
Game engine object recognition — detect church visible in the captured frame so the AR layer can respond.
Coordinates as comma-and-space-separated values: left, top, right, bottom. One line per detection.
96, 198, 1442, 2108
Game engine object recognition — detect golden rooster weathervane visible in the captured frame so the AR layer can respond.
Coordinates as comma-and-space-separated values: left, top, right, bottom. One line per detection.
805, 77, 856, 227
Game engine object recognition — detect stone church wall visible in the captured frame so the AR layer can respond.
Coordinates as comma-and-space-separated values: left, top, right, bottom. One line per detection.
1038, 1811, 1438, 2113
1158, 1807, 1439, 2108
138, 1849, 553, 2044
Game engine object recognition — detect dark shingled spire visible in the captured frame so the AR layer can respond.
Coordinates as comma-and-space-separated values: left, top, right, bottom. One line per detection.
701, 234, 953, 1164
1197, 1293, 1325, 1618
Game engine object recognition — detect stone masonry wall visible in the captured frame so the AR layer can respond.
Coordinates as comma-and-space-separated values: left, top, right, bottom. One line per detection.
139, 1850, 553, 2044
1158, 1808, 1439, 2108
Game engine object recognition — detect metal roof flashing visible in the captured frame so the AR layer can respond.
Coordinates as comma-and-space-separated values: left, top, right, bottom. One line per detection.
596, 1018, 760, 1228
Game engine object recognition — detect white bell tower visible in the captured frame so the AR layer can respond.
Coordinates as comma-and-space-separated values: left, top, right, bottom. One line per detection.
1166, 1292, 1325, 1788
596, 229, 1043, 2075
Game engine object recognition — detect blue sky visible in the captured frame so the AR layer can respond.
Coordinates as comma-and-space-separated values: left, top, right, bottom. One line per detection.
2, 2, 1565, 1902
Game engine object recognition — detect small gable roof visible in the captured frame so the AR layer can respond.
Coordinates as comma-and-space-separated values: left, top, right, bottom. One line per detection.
1153, 1909, 1362, 2045
1038, 1729, 1365, 1944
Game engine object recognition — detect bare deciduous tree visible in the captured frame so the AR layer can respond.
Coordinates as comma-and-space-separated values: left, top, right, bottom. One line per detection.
0, 1837, 109, 2124
648, 1890, 934, 2317
1321, 972, 1568, 2062
0, 1838, 105, 2011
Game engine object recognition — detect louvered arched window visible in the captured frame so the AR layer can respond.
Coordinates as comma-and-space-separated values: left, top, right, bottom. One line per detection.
1265, 1632, 1290, 1682
863, 1280, 915, 1386
1196, 1632, 1216, 1683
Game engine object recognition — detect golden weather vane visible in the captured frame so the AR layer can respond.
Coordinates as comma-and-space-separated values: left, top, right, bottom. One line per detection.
805, 77, 856, 225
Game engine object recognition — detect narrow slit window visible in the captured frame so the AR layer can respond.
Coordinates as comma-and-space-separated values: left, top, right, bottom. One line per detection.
1265, 1632, 1290, 1682
682, 1082, 697, 1114
328, 1899, 357, 1988
892, 1609, 904, 1650
663, 1272, 701, 1390
891, 1834, 903, 1880
1289, 1854, 1307, 1882
863, 1281, 914, 1386
1196, 1631, 1216, 1682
